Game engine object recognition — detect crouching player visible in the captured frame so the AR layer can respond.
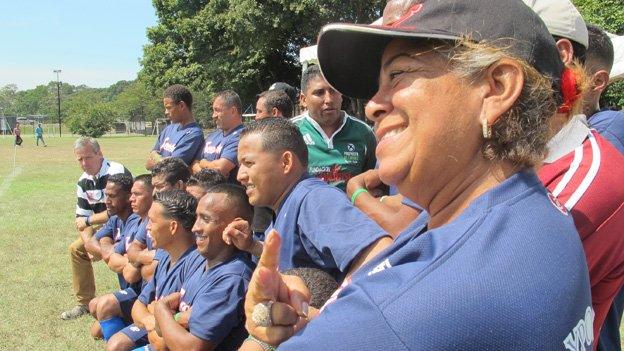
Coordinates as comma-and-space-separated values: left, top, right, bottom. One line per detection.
106, 189, 204, 351
125, 175, 157, 284
84, 174, 142, 340
153, 183, 255, 350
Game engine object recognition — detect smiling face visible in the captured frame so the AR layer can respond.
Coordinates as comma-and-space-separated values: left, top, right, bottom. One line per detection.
301, 76, 343, 126
146, 202, 172, 250
365, 39, 485, 206
237, 133, 289, 209
191, 192, 232, 258
130, 181, 153, 217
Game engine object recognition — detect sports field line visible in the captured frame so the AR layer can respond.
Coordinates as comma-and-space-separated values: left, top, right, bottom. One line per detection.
0, 166, 23, 199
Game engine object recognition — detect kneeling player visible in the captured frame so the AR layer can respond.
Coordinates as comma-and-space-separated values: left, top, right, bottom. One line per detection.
154, 183, 255, 350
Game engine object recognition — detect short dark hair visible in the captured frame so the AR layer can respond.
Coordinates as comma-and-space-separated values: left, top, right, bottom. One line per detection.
586, 24, 614, 73
151, 157, 191, 185
107, 173, 133, 193
214, 90, 242, 114
153, 189, 197, 232
259, 90, 293, 118
282, 268, 339, 309
187, 169, 227, 190
134, 174, 153, 189
164, 84, 193, 110
300, 64, 324, 93
205, 183, 253, 223
241, 118, 308, 167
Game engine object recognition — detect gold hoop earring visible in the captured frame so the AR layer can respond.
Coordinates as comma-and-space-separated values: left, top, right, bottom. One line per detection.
482, 122, 492, 139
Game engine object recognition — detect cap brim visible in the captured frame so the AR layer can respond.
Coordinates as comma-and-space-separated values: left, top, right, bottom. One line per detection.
317, 23, 460, 100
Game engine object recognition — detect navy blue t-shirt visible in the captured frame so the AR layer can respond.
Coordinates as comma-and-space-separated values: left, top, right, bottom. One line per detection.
261, 176, 386, 281
196, 124, 244, 182
153, 122, 205, 166
138, 245, 205, 305
178, 251, 254, 350
280, 171, 593, 350
133, 219, 154, 251
588, 110, 624, 154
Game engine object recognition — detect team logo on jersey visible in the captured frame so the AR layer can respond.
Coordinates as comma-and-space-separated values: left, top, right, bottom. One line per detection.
343, 150, 360, 164
303, 133, 315, 146
160, 137, 176, 153
367, 258, 392, 276
347, 143, 356, 152
119, 290, 128, 295
203, 141, 223, 156
563, 306, 594, 351
548, 192, 569, 216
115, 228, 121, 241
130, 326, 141, 332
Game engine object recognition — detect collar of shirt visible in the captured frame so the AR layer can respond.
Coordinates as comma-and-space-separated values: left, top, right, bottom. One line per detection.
544, 114, 590, 163
304, 112, 348, 149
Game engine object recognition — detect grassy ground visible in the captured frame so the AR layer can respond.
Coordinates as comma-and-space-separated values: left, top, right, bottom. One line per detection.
0, 134, 153, 350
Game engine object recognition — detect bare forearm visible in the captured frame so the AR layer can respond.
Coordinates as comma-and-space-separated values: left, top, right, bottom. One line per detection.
155, 303, 209, 351
138, 249, 156, 266
346, 236, 393, 278
107, 253, 129, 273
89, 211, 109, 226
131, 302, 151, 329
198, 159, 234, 177
354, 193, 417, 237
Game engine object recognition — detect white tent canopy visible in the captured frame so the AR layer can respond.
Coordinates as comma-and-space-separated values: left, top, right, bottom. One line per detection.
608, 32, 623, 81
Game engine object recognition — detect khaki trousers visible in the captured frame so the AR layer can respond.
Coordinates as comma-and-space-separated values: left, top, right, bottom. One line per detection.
68, 237, 95, 305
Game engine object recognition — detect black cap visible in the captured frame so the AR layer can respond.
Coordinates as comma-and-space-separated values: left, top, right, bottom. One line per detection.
317, 0, 564, 100
269, 82, 299, 104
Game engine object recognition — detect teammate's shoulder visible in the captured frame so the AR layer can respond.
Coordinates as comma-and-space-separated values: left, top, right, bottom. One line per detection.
290, 114, 308, 125
106, 160, 128, 175
345, 114, 373, 132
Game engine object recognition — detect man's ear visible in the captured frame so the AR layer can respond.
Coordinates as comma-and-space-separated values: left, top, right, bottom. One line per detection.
176, 180, 186, 191
281, 151, 295, 174
591, 70, 610, 94
299, 93, 307, 109
480, 58, 525, 127
555, 38, 575, 66
271, 107, 280, 117
169, 219, 178, 236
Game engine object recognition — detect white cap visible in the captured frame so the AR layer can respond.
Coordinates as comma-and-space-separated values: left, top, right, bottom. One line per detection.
523, 0, 588, 48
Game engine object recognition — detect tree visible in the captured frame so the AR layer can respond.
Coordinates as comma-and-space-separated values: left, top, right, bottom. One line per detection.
66, 103, 117, 138
140, 0, 384, 105
573, 0, 624, 108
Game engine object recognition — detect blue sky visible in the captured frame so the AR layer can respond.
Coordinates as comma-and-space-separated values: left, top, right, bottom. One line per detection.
0, 0, 157, 90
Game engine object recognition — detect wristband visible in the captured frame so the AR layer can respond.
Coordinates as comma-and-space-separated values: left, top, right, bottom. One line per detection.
85, 216, 91, 227
350, 188, 368, 204
246, 335, 276, 351
174, 312, 181, 322
379, 195, 388, 203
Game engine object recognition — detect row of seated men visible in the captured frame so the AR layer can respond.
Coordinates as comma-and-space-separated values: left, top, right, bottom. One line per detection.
63, 2, 624, 348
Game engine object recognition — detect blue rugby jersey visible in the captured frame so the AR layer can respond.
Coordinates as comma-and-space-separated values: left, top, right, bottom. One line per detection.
177, 252, 254, 350
195, 124, 244, 182
137, 246, 205, 305
261, 175, 386, 281
588, 110, 624, 154
153, 122, 204, 166
95, 213, 141, 291
280, 171, 593, 350
133, 219, 154, 251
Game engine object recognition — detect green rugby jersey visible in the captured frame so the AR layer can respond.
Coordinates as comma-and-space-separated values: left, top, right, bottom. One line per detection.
292, 112, 377, 191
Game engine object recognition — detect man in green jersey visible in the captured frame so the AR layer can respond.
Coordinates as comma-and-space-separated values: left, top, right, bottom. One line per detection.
292, 65, 377, 191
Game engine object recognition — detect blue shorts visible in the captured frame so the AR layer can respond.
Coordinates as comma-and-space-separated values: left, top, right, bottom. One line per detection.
113, 288, 138, 321
119, 323, 148, 347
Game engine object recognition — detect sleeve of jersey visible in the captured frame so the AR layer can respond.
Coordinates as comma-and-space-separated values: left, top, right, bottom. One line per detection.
171, 130, 205, 166
188, 275, 247, 343
218, 134, 241, 165
279, 285, 403, 350
134, 225, 148, 245
298, 188, 387, 273
76, 184, 92, 217
94, 218, 115, 240
138, 275, 156, 304
153, 130, 164, 152
364, 129, 378, 172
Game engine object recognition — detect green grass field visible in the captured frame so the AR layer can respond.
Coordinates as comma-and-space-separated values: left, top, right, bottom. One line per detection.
1, 133, 622, 349
0, 134, 153, 350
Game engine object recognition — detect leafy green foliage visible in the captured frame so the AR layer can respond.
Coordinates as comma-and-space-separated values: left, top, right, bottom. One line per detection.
66, 103, 117, 138
140, 0, 384, 105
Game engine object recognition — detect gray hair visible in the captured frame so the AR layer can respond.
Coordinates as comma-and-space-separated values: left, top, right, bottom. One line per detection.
73, 137, 101, 154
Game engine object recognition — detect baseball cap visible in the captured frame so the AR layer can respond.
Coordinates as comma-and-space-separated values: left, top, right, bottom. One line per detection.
522, 0, 588, 48
269, 82, 299, 103
317, 0, 564, 100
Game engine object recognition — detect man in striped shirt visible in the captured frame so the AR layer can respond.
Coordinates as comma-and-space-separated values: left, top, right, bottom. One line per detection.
62, 137, 131, 320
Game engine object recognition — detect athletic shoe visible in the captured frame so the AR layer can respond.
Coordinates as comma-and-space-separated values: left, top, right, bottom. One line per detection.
60, 304, 89, 320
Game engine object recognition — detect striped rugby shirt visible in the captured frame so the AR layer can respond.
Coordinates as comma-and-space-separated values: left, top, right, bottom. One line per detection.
292, 112, 376, 191
75, 158, 131, 217
539, 115, 624, 344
